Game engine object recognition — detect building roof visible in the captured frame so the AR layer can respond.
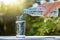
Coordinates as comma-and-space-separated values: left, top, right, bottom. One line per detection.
24, 1, 59, 17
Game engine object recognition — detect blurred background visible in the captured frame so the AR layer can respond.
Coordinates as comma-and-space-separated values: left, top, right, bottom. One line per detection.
0, 0, 34, 36
0, 0, 60, 36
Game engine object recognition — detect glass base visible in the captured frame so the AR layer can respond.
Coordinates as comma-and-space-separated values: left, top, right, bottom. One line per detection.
16, 35, 25, 38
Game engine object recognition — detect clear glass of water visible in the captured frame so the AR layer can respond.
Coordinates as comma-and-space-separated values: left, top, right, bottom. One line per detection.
16, 16, 25, 38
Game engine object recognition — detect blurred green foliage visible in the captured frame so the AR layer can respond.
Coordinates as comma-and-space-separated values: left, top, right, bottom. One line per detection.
26, 15, 60, 36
